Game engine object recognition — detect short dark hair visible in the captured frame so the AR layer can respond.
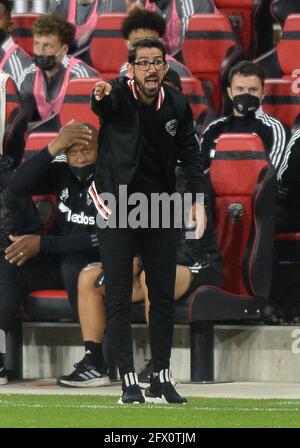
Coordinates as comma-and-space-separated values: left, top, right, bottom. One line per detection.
32, 13, 75, 46
0, 0, 12, 15
121, 8, 166, 40
228, 61, 265, 87
128, 38, 166, 64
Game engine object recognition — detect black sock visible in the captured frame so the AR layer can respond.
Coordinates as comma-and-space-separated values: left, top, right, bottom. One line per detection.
84, 341, 106, 372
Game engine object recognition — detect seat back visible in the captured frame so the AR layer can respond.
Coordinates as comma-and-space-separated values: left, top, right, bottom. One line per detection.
24, 132, 58, 233
60, 77, 101, 128
89, 14, 128, 80
215, 0, 263, 57
210, 133, 276, 299
262, 78, 300, 129
277, 15, 300, 77
0, 75, 25, 161
11, 13, 40, 56
182, 14, 243, 112
181, 76, 214, 135
271, 0, 300, 27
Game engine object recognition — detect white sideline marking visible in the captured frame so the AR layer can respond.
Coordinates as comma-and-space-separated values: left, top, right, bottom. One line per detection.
0, 400, 300, 412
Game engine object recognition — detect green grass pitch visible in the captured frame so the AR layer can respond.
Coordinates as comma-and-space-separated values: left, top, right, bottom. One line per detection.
0, 394, 300, 428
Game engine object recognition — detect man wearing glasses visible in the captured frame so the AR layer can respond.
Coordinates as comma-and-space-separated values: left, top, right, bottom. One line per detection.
90, 38, 207, 405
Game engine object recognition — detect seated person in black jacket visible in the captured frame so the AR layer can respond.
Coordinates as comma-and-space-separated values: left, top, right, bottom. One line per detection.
0, 154, 43, 385
201, 61, 289, 174
0, 122, 100, 385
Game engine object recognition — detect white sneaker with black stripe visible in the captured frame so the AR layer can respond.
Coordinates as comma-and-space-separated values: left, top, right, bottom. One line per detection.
118, 372, 145, 405
56, 355, 111, 388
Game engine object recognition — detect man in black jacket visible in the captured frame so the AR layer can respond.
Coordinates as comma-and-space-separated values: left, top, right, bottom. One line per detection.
201, 61, 289, 173
0, 122, 111, 385
90, 38, 207, 404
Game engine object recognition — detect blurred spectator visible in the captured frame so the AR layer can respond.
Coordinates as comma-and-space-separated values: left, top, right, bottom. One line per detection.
0, 0, 32, 90
200, 61, 289, 173
51, 1, 103, 55
19, 13, 99, 123
120, 8, 193, 77
126, 0, 215, 59
0, 152, 43, 385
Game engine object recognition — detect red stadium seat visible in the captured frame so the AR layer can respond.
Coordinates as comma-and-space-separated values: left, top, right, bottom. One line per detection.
181, 76, 215, 135
11, 13, 40, 56
188, 133, 276, 381
262, 78, 300, 129
255, 15, 300, 79
60, 77, 102, 128
214, 0, 263, 57
182, 14, 244, 113
89, 14, 128, 80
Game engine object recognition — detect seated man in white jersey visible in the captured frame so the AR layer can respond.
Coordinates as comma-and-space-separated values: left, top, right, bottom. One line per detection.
19, 13, 100, 126
0, 0, 32, 91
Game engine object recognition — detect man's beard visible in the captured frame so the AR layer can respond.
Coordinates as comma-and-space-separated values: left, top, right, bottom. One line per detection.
134, 75, 161, 99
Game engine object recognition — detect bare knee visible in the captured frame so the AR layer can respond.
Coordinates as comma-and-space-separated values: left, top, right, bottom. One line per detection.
78, 264, 103, 292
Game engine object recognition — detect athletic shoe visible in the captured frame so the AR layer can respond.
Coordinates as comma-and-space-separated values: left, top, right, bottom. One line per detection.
145, 369, 187, 404
118, 372, 145, 405
0, 353, 7, 386
57, 355, 111, 388
138, 359, 153, 388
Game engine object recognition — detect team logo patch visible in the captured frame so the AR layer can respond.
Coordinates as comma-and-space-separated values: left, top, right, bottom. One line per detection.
60, 188, 69, 202
165, 119, 178, 136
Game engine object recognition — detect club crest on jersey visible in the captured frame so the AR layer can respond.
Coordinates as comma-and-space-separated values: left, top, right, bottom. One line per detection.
165, 119, 178, 136
60, 188, 69, 202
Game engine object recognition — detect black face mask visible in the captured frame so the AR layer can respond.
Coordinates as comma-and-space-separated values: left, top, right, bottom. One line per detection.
32, 54, 56, 72
232, 93, 260, 116
0, 28, 7, 45
70, 164, 96, 183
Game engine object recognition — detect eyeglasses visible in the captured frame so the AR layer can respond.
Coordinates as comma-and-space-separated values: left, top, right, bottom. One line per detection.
133, 58, 166, 71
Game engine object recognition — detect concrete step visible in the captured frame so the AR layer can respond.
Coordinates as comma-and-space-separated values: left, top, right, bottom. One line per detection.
20, 322, 300, 383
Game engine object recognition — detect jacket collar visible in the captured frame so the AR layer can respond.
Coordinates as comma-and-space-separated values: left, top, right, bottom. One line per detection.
127, 78, 165, 111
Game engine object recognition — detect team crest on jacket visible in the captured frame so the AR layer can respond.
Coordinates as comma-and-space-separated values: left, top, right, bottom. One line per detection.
165, 119, 178, 136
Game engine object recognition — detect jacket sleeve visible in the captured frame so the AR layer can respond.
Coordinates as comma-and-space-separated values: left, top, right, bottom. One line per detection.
267, 120, 290, 172
175, 102, 207, 195
90, 79, 124, 122
10, 147, 56, 196
40, 232, 99, 255
277, 132, 300, 205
